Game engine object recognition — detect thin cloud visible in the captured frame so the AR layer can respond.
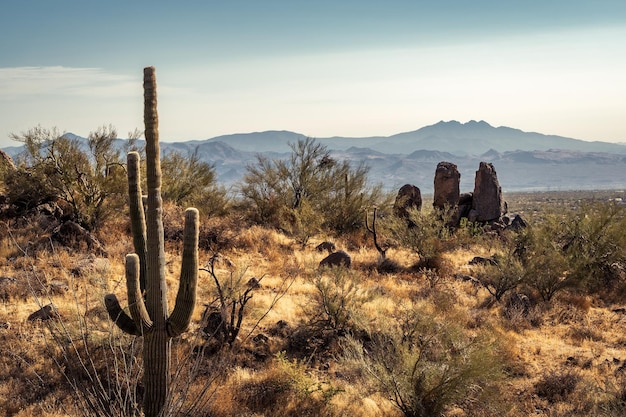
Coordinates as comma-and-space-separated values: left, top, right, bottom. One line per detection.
0, 66, 139, 99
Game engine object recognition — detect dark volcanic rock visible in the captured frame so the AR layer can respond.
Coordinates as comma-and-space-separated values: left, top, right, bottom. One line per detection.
393, 184, 422, 218
433, 162, 460, 209
471, 162, 506, 222
319, 251, 351, 269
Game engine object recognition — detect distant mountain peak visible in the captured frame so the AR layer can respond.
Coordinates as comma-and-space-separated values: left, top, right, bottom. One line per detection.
431, 119, 492, 128
482, 148, 501, 158
465, 120, 492, 127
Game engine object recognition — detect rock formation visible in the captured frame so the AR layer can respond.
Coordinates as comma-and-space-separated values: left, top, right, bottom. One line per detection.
470, 162, 506, 222
319, 250, 351, 269
433, 162, 460, 210
393, 184, 422, 218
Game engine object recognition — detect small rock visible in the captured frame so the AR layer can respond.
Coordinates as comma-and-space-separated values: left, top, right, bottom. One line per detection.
315, 241, 336, 253
319, 250, 351, 269
28, 304, 57, 321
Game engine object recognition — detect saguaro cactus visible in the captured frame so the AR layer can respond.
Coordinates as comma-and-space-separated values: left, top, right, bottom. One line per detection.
105, 66, 199, 417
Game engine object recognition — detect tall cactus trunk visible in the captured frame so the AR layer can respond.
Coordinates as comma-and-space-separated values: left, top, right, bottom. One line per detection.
144, 331, 171, 416
105, 67, 199, 417
143, 65, 171, 417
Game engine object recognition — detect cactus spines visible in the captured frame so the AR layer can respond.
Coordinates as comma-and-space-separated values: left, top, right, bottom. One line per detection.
105, 66, 199, 417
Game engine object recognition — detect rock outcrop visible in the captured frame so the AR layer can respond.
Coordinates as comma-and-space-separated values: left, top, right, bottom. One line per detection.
470, 162, 506, 222
393, 184, 422, 218
433, 162, 460, 210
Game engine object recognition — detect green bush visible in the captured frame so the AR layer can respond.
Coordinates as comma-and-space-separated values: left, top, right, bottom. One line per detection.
341, 304, 504, 417
384, 205, 455, 265
7, 125, 131, 230
474, 250, 525, 301
240, 137, 384, 235
514, 201, 625, 300
560, 201, 626, 294
304, 266, 372, 334
161, 148, 229, 216
514, 216, 573, 301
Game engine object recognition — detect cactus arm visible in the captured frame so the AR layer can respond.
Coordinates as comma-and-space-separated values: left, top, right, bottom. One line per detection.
127, 152, 148, 293
143, 66, 169, 326
168, 208, 199, 337
104, 294, 141, 336
125, 254, 152, 331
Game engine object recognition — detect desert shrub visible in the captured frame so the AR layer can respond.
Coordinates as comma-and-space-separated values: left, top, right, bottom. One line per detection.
0, 149, 15, 189
559, 201, 626, 294
501, 292, 545, 331
514, 217, 572, 301
234, 353, 337, 417
474, 249, 525, 301
567, 324, 603, 344
514, 201, 626, 300
278, 198, 324, 246
534, 370, 581, 403
303, 266, 372, 334
239, 137, 384, 235
341, 304, 504, 417
597, 375, 626, 416
7, 125, 132, 230
199, 258, 263, 351
384, 205, 455, 266
3, 165, 58, 213
161, 148, 230, 216
322, 160, 386, 234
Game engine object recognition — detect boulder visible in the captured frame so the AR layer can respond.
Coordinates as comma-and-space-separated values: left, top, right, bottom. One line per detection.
319, 250, 351, 269
433, 162, 460, 210
508, 214, 527, 231
471, 162, 506, 222
315, 241, 336, 254
52, 221, 106, 255
469, 256, 498, 266
393, 184, 422, 218
0, 276, 16, 285
28, 304, 57, 321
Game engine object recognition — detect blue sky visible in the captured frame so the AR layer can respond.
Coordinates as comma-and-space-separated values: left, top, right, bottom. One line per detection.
1, 1, 625, 147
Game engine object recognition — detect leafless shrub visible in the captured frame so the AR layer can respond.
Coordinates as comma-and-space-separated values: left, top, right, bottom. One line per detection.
534, 370, 581, 403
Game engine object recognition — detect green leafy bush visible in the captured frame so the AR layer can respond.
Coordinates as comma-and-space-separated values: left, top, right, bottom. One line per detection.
7, 125, 131, 230
514, 216, 573, 301
161, 148, 229, 216
341, 304, 504, 417
514, 201, 625, 300
559, 201, 626, 294
304, 266, 372, 334
474, 250, 525, 301
384, 205, 455, 269
240, 137, 384, 235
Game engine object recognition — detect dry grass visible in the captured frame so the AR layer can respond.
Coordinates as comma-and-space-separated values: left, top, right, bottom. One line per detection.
1, 191, 625, 416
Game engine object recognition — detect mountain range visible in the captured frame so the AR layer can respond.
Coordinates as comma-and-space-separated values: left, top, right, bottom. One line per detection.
3, 120, 626, 193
